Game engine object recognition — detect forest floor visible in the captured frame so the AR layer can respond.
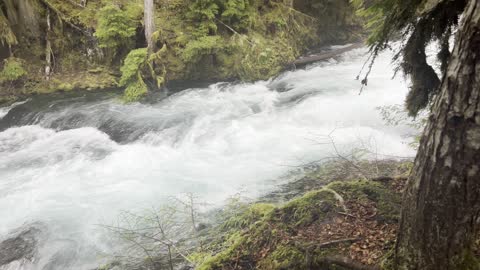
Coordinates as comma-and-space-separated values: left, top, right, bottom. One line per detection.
100, 158, 479, 270
191, 159, 412, 270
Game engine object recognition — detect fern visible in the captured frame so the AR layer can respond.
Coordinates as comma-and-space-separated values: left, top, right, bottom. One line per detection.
94, 4, 139, 49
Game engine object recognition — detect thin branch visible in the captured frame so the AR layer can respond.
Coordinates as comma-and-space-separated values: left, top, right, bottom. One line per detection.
327, 134, 370, 181
214, 18, 254, 45
40, 0, 91, 35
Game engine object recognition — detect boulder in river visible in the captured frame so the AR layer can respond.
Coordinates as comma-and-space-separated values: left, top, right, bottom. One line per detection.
0, 223, 47, 270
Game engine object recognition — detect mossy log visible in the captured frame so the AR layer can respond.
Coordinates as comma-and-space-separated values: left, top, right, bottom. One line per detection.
288, 42, 364, 69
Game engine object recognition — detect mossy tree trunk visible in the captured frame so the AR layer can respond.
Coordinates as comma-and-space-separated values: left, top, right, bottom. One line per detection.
394, 1, 480, 269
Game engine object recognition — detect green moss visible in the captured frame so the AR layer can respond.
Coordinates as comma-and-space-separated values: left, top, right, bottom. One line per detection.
195, 190, 340, 269
327, 180, 402, 222
196, 232, 248, 270
57, 82, 75, 91
33, 70, 117, 94
0, 58, 27, 82
222, 203, 275, 231
120, 48, 148, 86
258, 244, 306, 270
275, 189, 339, 227
456, 250, 480, 270
118, 48, 149, 102
122, 76, 147, 102
181, 35, 226, 62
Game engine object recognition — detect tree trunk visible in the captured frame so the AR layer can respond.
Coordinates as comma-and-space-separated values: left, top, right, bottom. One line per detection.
45, 7, 52, 80
144, 0, 155, 53
394, 1, 480, 269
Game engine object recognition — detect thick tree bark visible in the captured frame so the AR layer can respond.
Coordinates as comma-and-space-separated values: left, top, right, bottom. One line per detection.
394, 0, 480, 269
144, 0, 155, 53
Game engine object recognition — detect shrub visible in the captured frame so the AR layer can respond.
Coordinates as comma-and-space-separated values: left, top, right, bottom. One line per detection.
181, 35, 225, 62
219, 0, 253, 31
0, 58, 27, 82
120, 48, 148, 86
120, 48, 148, 101
186, 0, 220, 36
95, 4, 139, 49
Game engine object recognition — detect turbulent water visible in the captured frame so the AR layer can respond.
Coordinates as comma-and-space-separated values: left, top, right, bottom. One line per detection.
0, 47, 417, 269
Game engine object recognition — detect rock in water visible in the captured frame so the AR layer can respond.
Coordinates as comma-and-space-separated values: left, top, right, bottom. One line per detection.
0, 223, 46, 270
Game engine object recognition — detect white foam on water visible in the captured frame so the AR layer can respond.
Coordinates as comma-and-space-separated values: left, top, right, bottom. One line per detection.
0, 47, 417, 269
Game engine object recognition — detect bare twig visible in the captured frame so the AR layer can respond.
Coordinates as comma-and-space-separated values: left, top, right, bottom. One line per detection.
326, 133, 370, 181
214, 18, 254, 45
338, 211, 357, 219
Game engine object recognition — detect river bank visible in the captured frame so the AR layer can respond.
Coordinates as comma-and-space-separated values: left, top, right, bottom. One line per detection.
0, 0, 362, 104
78, 158, 412, 270
191, 159, 412, 270
0, 45, 416, 269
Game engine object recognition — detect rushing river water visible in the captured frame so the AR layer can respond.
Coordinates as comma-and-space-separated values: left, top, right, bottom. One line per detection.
0, 47, 416, 269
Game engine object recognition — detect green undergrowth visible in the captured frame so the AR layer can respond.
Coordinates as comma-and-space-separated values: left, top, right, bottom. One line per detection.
0, 57, 27, 83
327, 180, 402, 222
95, 3, 141, 51
119, 48, 149, 102
193, 176, 402, 270
0, 0, 361, 102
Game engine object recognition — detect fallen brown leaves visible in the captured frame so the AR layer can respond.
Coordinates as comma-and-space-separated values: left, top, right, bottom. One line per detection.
215, 176, 408, 269
286, 199, 398, 266
278, 177, 406, 266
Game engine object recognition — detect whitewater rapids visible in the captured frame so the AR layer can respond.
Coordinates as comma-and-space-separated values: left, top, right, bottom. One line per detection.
0, 47, 417, 269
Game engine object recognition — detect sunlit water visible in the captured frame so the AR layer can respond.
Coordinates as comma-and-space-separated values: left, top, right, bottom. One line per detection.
0, 47, 416, 269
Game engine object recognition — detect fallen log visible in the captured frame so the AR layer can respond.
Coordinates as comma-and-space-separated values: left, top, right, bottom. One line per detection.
288, 42, 365, 69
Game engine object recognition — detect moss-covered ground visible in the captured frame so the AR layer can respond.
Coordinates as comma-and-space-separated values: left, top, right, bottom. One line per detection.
190, 160, 411, 270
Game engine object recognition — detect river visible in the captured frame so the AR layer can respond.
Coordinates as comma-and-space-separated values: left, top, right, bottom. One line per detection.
0, 47, 416, 269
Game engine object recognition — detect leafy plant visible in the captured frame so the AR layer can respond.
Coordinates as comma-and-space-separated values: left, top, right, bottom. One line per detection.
186, 0, 220, 36
95, 4, 140, 49
120, 48, 148, 102
219, 0, 253, 31
0, 58, 27, 82
181, 35, 225, 62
